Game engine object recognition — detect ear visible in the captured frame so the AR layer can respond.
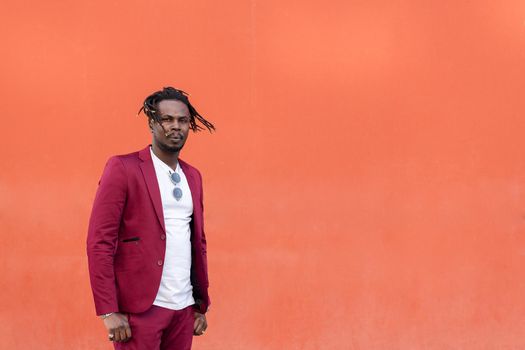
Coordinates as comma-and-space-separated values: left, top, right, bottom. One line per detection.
148, 118, 154, 131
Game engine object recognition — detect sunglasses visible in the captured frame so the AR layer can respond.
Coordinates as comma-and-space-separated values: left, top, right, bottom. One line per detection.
169, 172, 183, 201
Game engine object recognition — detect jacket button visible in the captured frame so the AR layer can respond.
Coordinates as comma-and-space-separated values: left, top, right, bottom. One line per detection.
157, 260, 163, 266
160, 234, 166, 240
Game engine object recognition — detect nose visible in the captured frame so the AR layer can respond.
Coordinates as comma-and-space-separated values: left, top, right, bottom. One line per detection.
169, 119, 181, 131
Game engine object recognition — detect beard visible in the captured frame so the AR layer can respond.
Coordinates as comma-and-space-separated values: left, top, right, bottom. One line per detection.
157, 139, 186, 153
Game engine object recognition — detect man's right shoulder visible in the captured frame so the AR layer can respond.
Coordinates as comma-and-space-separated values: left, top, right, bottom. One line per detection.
105, 146, 149, 166
110, 151, 139, 163
98, 149, 148, 179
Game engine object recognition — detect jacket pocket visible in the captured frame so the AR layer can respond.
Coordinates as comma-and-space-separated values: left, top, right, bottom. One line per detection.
122, 237, 140, 243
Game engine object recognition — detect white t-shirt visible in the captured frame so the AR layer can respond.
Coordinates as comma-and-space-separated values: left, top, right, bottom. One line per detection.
150, 147, 195, 310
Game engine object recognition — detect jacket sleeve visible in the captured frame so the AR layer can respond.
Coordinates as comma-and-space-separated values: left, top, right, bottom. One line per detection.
86, 156, 128, 315
198, 169, 211, 313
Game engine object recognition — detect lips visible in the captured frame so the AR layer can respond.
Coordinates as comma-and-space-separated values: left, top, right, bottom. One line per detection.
168, 134, 182, 142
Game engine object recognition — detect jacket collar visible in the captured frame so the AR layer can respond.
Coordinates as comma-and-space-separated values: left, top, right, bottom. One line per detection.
138, 145, 199, 230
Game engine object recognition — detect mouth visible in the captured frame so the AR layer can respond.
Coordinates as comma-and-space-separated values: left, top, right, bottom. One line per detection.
166, 132, 183, 141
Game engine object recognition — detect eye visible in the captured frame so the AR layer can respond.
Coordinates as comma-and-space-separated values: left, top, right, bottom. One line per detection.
179, 117, 189, 124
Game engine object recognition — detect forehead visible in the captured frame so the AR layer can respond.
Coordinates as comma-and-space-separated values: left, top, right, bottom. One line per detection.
156, 99, 190, 116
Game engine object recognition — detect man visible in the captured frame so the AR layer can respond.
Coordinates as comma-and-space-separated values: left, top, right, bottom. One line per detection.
87, 87, 214, 349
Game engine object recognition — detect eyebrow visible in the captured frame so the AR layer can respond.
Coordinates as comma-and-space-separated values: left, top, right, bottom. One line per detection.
161, 114, 190, 118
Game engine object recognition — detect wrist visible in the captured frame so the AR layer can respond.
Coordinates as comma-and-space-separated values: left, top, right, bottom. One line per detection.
100, 312, 114, 319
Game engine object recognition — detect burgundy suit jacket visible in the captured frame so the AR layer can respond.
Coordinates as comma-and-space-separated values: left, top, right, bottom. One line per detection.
87, 146, 210, 315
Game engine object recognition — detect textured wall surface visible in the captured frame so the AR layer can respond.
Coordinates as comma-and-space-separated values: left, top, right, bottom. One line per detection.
1, 1, 525, 349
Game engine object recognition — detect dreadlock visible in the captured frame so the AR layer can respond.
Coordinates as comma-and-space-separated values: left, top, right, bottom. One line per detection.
138, 86, 215, 132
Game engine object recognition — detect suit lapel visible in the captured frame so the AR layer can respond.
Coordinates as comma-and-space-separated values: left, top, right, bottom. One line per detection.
138, 146, 165, 232
180, 159, 200, 214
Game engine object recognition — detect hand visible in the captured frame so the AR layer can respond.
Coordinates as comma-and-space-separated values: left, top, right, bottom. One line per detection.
193, 312, 207, 336
102, 313, 132, 342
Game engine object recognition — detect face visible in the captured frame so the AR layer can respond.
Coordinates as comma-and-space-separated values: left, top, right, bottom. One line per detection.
149, 99, 191, 153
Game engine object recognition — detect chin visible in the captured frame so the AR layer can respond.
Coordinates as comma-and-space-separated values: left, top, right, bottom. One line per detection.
158, 141, 184, 153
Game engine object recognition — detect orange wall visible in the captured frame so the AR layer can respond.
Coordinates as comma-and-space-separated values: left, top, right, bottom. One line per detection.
1, 1, 525, 349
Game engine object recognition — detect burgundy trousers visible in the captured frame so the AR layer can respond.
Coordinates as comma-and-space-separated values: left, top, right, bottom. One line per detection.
114, 305, 194, 350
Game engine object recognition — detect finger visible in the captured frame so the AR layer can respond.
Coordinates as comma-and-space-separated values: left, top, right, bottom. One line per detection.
193, 320, 201, 335
195, 319, 205, 335
125, 325, 132, 340
114, 327, 123, 342
119, 327, 128, 342
197, 319, 204, 333
108, 332, 115, 342
113, 326, 123, 342
111, 328, 120, 342
200, 317, 207, 333
115, 329, 122, 342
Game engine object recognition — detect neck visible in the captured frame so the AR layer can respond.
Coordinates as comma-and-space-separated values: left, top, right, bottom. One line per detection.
151, 143, 179, 170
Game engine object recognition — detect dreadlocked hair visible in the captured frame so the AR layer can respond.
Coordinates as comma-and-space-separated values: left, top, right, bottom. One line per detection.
138, 86, 215, 132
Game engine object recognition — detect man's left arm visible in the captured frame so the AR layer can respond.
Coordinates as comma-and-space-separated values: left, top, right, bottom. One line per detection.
194, 169, 209, 336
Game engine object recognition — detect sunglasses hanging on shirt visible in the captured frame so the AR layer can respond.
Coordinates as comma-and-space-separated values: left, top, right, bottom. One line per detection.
169, 171, 183, 201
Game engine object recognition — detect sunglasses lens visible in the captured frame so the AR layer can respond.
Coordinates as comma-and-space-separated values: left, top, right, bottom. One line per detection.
170, 172, 181, 184
173, 187, 183, 201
